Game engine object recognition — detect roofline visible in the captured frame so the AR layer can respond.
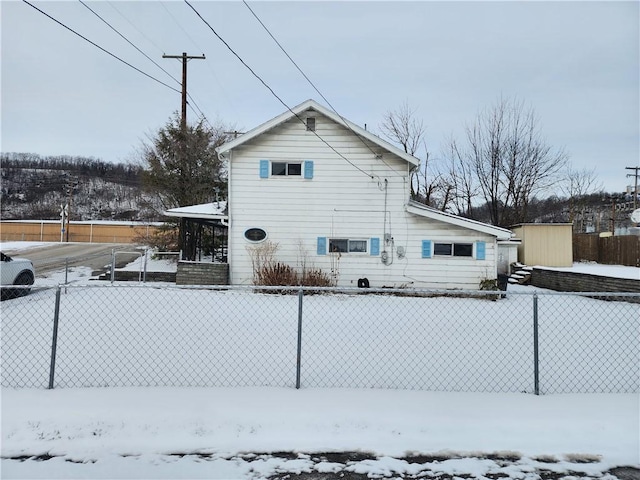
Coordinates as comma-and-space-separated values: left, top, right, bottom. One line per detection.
163, 203, 228, 221
163, 211, 228, 221
406, 201, 513, 239
510, 223, 574, 227
216, 99, 420, 167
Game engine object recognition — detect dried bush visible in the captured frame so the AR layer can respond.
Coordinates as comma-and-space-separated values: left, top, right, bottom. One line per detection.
256, 262, 298, 286
300, 267, 334, 287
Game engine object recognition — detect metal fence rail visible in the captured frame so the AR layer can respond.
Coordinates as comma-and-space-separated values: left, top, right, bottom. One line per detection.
1, 284, 638, 394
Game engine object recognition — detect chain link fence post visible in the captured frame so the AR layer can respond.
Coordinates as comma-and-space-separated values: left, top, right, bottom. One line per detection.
110, 249, 116, 284
533, 293, 540, 395
48, 285, 62, 389
296, 288, 304, 389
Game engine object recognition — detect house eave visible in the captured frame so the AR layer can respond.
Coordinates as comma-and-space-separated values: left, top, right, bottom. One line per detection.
216, 99, 420, 167
163, 202, 228, 222
406, 201, 513, 239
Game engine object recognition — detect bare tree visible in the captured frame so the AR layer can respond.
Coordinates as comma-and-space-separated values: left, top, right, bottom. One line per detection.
445, 97, 568, 226
379, 102, 450, 210
561, 166, 603, 231
443, 138, 478, 218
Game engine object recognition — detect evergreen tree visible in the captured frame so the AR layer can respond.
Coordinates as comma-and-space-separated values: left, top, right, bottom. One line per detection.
141, 114, 231, 210
141, 114, 233, 259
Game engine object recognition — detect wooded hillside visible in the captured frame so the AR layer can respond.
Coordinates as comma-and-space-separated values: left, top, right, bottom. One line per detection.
1, 153, 162, 221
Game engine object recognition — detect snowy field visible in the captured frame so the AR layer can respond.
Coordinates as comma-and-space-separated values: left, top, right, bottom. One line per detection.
1, 241, 639, 478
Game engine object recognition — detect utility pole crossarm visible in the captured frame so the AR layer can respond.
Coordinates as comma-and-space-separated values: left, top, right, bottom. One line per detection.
162, 52, 206, 131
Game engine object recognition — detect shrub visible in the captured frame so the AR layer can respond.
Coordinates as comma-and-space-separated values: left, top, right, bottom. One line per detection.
300, 267, 334, 287
253, 262, 335, 291
256, 262, 298, 286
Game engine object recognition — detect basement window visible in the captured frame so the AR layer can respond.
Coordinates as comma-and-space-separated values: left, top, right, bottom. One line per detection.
272, 162, 302, 176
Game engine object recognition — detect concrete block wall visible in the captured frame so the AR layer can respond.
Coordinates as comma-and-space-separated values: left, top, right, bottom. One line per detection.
531, 268, 640, 296
176, 262, 229, 285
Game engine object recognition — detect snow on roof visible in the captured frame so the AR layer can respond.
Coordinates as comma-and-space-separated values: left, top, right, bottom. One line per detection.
163, 202, 227, 220
216, 99, 420, 167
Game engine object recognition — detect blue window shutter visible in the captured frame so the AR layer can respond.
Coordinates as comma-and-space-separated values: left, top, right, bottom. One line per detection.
476, 241, 486, 260
476, 242, 487, 260
304, 160, 314, 179
317, 237, 327, 255
370, 238, 380, 256
421, 240, 432, 258
259, 160, 269, 178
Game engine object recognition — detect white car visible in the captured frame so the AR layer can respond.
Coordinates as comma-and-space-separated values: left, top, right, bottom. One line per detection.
1, 252, 35, 299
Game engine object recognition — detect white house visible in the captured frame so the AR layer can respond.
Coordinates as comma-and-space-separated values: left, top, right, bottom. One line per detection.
215, 99, 512, 289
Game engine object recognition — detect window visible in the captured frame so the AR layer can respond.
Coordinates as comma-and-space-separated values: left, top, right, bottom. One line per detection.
433, 243, 452, 256
434, 242, 473, 257
453, 243, 473, 257
306, 117, 316, 131
272, 162, 301, 176
329, 238, 367, 253
244, 228, 267, 242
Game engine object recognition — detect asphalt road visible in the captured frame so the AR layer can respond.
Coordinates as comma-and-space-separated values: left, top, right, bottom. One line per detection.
2, 243, 144, 277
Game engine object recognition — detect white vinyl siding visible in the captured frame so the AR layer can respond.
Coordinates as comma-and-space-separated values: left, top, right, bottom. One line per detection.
228, 113, 497, 289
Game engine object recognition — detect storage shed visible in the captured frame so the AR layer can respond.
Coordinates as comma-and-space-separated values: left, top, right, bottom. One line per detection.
510, 223, 573, 267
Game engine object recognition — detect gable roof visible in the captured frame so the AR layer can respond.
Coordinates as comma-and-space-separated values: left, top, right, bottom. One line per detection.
406, 201, 513, 239
216, 99, 420, 167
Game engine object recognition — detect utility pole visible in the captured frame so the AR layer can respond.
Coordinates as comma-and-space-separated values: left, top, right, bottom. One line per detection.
64, 176, 78, 242
162, 52, 205, 130
625, 166, 640, 211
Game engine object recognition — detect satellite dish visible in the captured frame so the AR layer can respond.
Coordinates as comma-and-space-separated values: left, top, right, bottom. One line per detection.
631, 209, 640, 224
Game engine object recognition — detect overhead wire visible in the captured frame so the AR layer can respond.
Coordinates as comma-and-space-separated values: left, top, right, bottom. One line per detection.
242, 0, 405, 178
184, 0, 376, 180
22, 0, 180, 94
80, 0, 215, 131
158, 1, 237, 129
78, 0, 181, 88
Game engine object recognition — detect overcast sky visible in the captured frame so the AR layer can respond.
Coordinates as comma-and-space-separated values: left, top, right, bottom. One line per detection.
2, 1, 638, 193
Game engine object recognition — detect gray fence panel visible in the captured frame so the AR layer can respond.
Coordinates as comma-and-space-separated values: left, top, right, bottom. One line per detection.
1, 284, 638, 393
537, 294, 639, 393
53, 286, 299, 388
1, 286, 59, 388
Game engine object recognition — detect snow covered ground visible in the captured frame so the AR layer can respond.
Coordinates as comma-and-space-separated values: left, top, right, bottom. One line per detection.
1, 388, 638, 479
1, 242, 639, 479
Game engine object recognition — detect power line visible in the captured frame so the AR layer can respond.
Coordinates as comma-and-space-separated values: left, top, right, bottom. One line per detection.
183, 0, 375, 180
82, 0, 212, 127
79, 0, 181, 87
241, 1, 381, 159
159, 0, 238, 121
242, 0, 406, 180
22, 0, 180, 94
78, 0, 214, 130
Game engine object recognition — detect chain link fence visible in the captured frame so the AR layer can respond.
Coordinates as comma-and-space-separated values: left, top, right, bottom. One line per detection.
1, 284, 638, 394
